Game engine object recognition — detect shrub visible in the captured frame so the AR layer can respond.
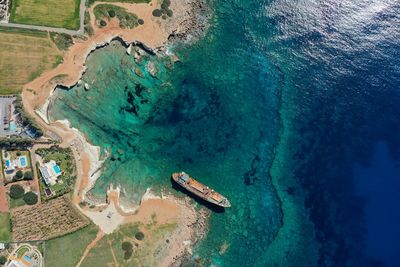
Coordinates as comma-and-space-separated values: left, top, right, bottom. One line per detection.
9, 184, 24, 199
135, 231, 144, 240
23, 192, 38, 205
124, 249, 132, 260
0, 137, 34, 149
15, 170, 24, 180
99, 20, 107, 27
122, 241, 133, 251
138, 19, 144, 25
24, 171, 33, 180
16, 151, 21, 156
163, 0, 171, 6
50, 33, 74, 51
162, 15, 167, 20
161, 2, 168, 10
152, 9, 162, 17
121, 241, 133, 260
0, 256, 7, 265
108, 9, 116, 17
166, 9, 173, 17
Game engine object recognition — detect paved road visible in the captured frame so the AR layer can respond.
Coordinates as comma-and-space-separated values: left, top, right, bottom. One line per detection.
0, 0, 86, 35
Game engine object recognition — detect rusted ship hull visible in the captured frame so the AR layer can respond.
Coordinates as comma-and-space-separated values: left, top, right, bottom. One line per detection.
172, 172, 231, 208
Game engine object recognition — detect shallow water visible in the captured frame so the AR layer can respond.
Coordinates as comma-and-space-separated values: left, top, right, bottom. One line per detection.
50, 0, 400, 266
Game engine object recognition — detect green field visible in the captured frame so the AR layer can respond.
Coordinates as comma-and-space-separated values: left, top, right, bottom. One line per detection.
45, 223, 99, 267
0, 213, 11, 241
80, 235, 115, 267
81, 222, 177, 267
10, 0, 81, 30
0, 28, 63, 95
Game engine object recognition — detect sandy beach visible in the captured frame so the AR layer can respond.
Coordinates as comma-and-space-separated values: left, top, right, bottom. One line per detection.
19, 0, 210, 265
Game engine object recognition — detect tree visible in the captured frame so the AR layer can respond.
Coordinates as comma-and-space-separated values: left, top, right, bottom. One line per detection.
121, 242, 133, 260
23, 192, 38, 205
138, 19, 144, 25
23, 171, 33, 180
14, 170, 23, 180
135, 231, 144, 240
161, 2, 168, 10
166, 9, 173, 17
99, 20, 107, 27
121, 241, 133, 251
9, 184, 24, 199
107, 9, 115, 18
0, 255, 7, 265
152, 9, 162, 17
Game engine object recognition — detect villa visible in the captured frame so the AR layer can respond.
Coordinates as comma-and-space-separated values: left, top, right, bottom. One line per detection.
38, 160, 62, 186
4, 155, 28, 173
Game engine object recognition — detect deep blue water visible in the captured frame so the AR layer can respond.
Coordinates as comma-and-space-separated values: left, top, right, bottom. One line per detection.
50, 0, 400, 266
354, 142, 400, 267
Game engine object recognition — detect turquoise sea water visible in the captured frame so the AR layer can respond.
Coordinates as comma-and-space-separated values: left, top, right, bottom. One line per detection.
50, 0, 400, 266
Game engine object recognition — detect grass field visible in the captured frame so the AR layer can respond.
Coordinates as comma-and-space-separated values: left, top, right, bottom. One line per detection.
0, 29, 63, 95
80, 222, 177, 267
87, 0, 150, 6
0, 212, 11, 241
10, 0, 81, 30
45, 223, 99, 267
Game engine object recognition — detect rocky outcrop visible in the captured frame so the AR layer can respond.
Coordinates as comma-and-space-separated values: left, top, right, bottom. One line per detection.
165, 0, 211, 45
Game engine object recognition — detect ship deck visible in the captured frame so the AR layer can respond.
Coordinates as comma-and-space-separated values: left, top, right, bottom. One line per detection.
188, 178, 224, 202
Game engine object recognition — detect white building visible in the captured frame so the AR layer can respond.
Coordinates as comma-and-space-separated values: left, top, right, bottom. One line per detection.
39, 160, 62, 186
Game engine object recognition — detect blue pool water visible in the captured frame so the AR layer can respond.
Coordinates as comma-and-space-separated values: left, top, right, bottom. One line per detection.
53, 165, 61, 174
23, 255, 31, 262
9, 121, 16, 131
19, 157, 27, 167
5, 160, 10, 168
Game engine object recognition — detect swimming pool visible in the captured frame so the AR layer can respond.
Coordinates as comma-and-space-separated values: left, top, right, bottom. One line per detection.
24, 255, 31, 262
9, 121, 16, 131
5, 159, 10, 168
53, 165, 61, 174
19, 156, 27, 167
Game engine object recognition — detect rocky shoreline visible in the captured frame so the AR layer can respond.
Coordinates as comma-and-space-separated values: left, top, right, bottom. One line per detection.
160, 198, 210, 267
165, 0, 212, 47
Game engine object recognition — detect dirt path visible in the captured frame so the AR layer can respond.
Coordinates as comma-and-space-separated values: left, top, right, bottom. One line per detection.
75, 230, 105, 267
0, 186, 8, 212
109, 240, 119, 267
